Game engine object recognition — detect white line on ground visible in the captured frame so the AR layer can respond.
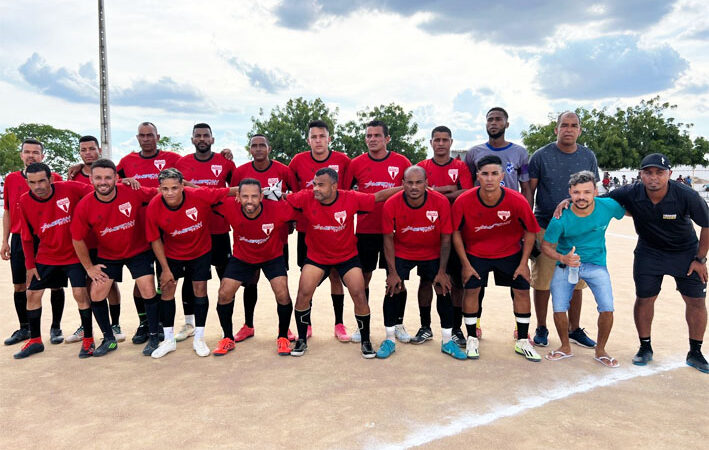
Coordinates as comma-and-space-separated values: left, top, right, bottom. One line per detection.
373, 358, 685, 450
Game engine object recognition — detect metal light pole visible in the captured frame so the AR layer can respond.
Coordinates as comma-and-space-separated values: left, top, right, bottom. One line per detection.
98, 0, 112, 158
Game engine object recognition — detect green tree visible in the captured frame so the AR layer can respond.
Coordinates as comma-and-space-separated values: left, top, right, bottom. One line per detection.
158, 136, 184, 153
6, 123, 81, 174
0, 132, 23, 175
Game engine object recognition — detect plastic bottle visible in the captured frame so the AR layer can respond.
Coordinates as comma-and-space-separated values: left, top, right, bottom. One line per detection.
568, 265, 579, 284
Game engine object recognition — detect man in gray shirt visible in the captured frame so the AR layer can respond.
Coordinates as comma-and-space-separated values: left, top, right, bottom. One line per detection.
528, 111, 600, 348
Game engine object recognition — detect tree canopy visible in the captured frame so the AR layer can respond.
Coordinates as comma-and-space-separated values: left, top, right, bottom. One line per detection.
5, 123, 81, 174
0, 132, 23, 175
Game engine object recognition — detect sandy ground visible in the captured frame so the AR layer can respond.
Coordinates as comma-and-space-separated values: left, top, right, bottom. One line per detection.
0, 217, 707, 449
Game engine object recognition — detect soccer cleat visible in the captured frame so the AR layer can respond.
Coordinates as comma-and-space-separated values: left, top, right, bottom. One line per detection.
49, 327, 64, 344
410, 327, 433, 345
515, 338, 542, 362
78, 338, 94, 358
569, 328, 596, 348
334, 323, 351, 342
213, 337, 236, 356
13, 338, 44, 359
234, 324, 255, 342
151, 338, 176, 359
533, 326, 549, 347
686, 351, 709, 374
175, 323, 195, 342
111, 325, 126, 342
277, 337, 291, 356
466, 336, 480, 359
132, 321, 149, 344
451, 329, 466, 349
350, 328, 362, 343
4, 328, 30, 345
93, 338, 118, 357
142, 336, 160, 356
441, 340, 467, 360
291, 339, 307, 356
376, 339, 396, 359
361, 341, 376, 359
394, 324, 412, 343
632, 346, 653, 366
65, 326, 84, 344
307, 325, 313, 338
287, 329, 296, 342
193, 337, 210, 357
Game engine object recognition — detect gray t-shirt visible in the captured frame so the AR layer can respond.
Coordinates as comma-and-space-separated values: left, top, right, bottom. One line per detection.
528, 142, 600, 228
464, 142, 529, 191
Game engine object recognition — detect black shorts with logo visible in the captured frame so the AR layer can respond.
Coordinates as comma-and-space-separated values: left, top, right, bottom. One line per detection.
633, 246, 706, 298
96, 249, 156, 282
167, 251, 212, 282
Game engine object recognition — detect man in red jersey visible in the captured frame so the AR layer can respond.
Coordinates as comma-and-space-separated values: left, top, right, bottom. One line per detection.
344, 120, 411, 343
173, 123, 237, 342
2, 139, 65, 347
289, 120, 353, 342
231, 134, 297, 343
212, 179, 296, 357
381, 166, 466, 360
286, 168, 399, 358
416, 126, 474, 347
145, 168, 237, 358
72, 159, 162, 356
14, 163, 94, 359
452, 155, 541, 362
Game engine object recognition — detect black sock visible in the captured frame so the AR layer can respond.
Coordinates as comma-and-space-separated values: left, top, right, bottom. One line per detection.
181, 278, 195, 316
144, 295, 160, 336
91, 300, 114, 339
436, 294, 454, 329
639, 336, 652, 350
453, 306, 463, 330
50, 289, 65, 329
194, 296, 209, 327
515, 312, 531, 340
356, 314, 371, 342
134, 295, 146, 322
13, 291, 29, 329
79, 308, 93, 339
109, 303, 121, 326
243, 284, 257, 328
419, 305, 432, 328
690, 338, 702, 354
331, 294, 345, 325
216, 301, 234, 340
28, 308, 42, 339
478, 286, 484, 320
294, 308, 311, 342
277, 302, 293, 338
396, 290, 407, 325
464, 312, 478, 338
160, 299, 176, 328
383, 295, 398, 327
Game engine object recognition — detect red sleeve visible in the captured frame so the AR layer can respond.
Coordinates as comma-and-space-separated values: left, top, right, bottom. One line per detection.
214, 198, 237, 224
275, 200, 296, 222
3, 177, 9, 211
458, 163, 474, 189
139, 186, 158, 203
286, 190, 307, 210
381, 197, 396, 234
451, 195, 465, 230
52, 173, 63, 182
144, 200, 162, 243
438, 196, 453, 234
285, 166, 298, 192
201, 187, 230, 204
65, 180, 94, 197
19, 205, 36, 269
353, 191, 375, 212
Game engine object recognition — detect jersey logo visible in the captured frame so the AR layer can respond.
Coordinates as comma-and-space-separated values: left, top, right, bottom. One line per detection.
186, 207, 199, 221
448, 169, 458, 182
211, 165, 223, 177
262, 223, 274, 236
154, 160, 166, 171
506, 162, 514, 174
268, 177, 280, 187
388, 166, 399, 180
662, 214, 676, 220
119, 202, 132, 217
328, 165, 340, 173
426, 210, 439, 223
334, 211, 347, 226
56, 197, 70, 213
497, 210, 511, 221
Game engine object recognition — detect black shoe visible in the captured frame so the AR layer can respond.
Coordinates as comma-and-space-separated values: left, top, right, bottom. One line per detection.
410, 327, 433, 345
50, 327, 64, 344
93, 339, 118, 357
132, 321, 148, 344
290, 339, 307, 357
142, 335, 160, 356
451, 329, 466, 349
13, 339, 44, 359
78, 338, 95, 359
686, 351, 709, 374
361, 341, 376, 359
4, 328, 30, 345
632, 346, 653, 366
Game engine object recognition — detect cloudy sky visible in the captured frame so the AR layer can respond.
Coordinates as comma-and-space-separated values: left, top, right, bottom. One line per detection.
1, 0, 708, 165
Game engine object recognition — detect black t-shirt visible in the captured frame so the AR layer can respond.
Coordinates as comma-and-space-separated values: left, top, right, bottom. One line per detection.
608, 180, 709, 253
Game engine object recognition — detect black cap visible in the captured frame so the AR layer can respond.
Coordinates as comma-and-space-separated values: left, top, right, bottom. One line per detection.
640, 153, 671, 170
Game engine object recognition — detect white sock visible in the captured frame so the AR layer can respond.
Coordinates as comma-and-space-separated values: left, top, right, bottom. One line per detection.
441, 328, 452, 344
185, 315, 195, 326
164, 327, 174, 341
194, 326, 205, 339
385, 326, 395, 340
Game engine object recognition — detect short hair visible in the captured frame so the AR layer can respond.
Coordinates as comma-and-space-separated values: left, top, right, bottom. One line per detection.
556, 111, 579, 126
250, 133, 270, 146
568, 170, 596, 188
139, 121, 158, 134
431, 126, 452, 138
238, 178, 262, 190
476, 155, 503, 170
90, 158, 116, 173
21, 138, 44, 153
486, 107, 509, 119
308, 120, 330, 134
404, 165, 427, 180
158, 168, 183, 184
26, 162, 50, 179
192, 123, 212, 134
315, 167, 338, 183
79, 135, 99, 147
366, 120, 389, 137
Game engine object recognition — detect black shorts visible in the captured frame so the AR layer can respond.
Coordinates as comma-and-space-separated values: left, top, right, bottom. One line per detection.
297, 232, 307, 268
167, 252, 212, 282
224, 255, 288, 283
633, 246, 707, 298
29, 263, 86, 290
463, 251, 530, 290
97, 250, 156, 282
210, 233, 231, 268
356, 233, 387, 273
282, 244, 289, 272
304, 255, 362, 286
395, 257, 439, 281
447, 251, 463, 289
10, 233, 37, 285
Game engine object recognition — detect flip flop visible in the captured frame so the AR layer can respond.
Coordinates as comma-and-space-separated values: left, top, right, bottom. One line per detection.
594, 355, 620, 368
545, 350, 574, 361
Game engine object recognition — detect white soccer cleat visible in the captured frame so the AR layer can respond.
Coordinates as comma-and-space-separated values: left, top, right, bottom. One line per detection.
175, 323, 195, 342
394, 324, 412, 343
151, 338, 177, 359
350, 329, 362, 343
193, 337, 210, 357
466, 336, 479, 359
515, 338, 541, 362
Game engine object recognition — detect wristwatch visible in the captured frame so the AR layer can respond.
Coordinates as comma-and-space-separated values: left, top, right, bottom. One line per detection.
694, 256, 707, 264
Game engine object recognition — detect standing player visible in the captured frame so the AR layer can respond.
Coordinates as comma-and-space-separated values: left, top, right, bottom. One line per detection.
452, 155, 541, 362
344, 120, 412, 342
2, 139, 64, 346
289, 120, 352, 342
417, 126, 473, 346
381, 166, 466, 360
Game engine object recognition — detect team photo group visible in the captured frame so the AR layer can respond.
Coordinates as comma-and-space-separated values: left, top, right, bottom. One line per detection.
3, 108, 707, 374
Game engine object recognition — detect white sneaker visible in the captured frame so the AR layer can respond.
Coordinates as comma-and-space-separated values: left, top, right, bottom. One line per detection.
151, 338, 176, 359
394, 324, 411, 343
175, 323, 195, 342
111, 324, 126, 342
350, 329, 361, 343
193, 337, 210, 357
515, 338, 541, 362
65, 326, 84, 344
466, 336, 479, 359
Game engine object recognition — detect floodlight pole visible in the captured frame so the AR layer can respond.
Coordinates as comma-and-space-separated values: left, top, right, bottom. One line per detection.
98, 0, 112, 158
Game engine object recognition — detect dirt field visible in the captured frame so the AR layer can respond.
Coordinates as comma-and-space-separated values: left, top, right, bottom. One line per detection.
1, 217, 707, 449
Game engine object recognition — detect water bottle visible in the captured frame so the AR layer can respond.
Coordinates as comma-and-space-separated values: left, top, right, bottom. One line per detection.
568, 266, 579, 284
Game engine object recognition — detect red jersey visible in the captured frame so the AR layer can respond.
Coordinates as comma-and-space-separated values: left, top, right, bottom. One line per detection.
216, 199, 296, 264
19, 181, 93, 268
4, 170, 63, 234
289, 150, 351, 232
417, 158, 474, 194
286, 189, 374, 265
382, 190, 452, 261
452, 187, 540, 258
145, 187, 229, 261
71, 184, 158, 260
344, 151, 411, 234
116, 150, 181, 187
70, 170, 92, 185
176, 153, 237, 235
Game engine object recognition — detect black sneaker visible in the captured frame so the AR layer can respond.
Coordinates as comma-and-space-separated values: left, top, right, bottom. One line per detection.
50, 327, 64, 344
132, 321, 148, 344
533, 326, 549, 347
291, 339, 307, 357
142, 335, 160, 356
93, 339, 118, 357
4, 328, 30, 345
569, 327, 596, 348
361, 341, 376, 359
13, 339, 44, 359
451, 329, 466, 349
410, 327, 433, 345
632, 346, 653, 366
686, 351, 709, 374
78, 338, 95, 359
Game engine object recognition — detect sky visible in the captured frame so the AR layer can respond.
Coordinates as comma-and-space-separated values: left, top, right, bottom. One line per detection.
1, 0, 709, 166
